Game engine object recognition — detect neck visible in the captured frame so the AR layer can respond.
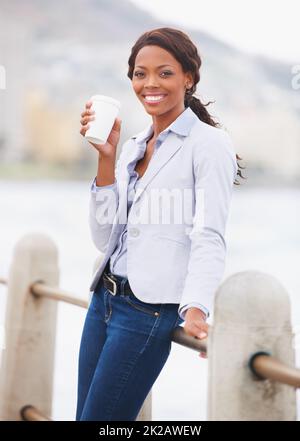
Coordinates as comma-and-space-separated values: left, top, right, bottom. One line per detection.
150, 104, 186, 139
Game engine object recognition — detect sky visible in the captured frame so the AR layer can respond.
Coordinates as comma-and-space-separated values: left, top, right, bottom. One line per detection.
130, 0, 300, 64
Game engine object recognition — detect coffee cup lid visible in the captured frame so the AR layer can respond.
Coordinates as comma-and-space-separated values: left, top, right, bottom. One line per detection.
90, 95, 121, 109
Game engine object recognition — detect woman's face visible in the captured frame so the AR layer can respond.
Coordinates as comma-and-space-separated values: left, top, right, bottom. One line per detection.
132, 45, 193, 117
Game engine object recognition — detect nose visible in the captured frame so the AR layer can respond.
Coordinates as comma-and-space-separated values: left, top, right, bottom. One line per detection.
144, 74, 160, 89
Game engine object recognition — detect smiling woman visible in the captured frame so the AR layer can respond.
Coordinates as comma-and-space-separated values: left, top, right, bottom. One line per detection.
77, 26, 246, 422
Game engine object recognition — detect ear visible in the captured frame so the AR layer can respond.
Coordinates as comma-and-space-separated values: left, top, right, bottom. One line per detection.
185, 72, 194, 87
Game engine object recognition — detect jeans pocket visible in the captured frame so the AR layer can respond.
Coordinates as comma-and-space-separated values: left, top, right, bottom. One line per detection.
124, 293, 162, 317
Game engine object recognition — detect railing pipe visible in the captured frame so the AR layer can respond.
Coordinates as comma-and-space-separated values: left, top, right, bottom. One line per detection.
20, 405, 52, 421
249, 352, 300, 388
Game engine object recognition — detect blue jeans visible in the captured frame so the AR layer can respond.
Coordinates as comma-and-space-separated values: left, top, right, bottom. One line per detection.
76, 276, 184, 421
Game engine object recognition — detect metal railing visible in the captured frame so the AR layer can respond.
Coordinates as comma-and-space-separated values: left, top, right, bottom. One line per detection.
249, 352, 300, 388
30, 281, 89, 309
20, 405, 52, 421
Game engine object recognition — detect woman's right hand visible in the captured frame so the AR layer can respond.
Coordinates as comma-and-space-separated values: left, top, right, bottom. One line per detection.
80, 100, 122, 157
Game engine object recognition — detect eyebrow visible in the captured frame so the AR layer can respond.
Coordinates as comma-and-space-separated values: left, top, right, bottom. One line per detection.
135, 64, 174, 69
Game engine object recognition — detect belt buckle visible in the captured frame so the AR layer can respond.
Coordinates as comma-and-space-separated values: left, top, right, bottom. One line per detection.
105, 273, 117, 296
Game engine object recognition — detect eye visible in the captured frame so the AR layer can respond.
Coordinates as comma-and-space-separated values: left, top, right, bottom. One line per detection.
133, 71, 173, 78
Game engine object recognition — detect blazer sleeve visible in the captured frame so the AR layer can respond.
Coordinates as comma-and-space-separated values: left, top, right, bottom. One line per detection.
178, 130, 238, 317
178, 302, 209, 322
88, 139, 130, 253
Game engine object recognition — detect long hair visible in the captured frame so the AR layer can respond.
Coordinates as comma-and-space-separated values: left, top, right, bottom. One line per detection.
127, 27, 246, 185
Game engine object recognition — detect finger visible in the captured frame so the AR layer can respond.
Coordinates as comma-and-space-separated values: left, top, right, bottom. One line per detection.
79, 124, 90, 135
187, 322, 209, 338
112, 117, 122, 128
193, 321, 209, 334
81, 109, 95, 118
199, 352, 207, 359
80, 115, 95, 125
183, 325, 204, 340
85, 101, 93, 109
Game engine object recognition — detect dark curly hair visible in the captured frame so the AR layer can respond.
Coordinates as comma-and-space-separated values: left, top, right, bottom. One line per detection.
127, 27, 246, 185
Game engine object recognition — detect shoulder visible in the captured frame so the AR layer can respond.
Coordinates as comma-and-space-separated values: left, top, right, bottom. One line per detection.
190, 119, 237, 163
189, 120, 238, 181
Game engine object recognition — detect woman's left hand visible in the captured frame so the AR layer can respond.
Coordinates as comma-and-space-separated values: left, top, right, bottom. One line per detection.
183, 307, 209, 359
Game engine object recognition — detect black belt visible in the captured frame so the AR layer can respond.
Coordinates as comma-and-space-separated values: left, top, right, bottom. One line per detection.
102, 269, 133, 296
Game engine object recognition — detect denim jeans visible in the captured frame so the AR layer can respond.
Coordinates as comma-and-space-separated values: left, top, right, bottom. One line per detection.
76, 276, 184, 421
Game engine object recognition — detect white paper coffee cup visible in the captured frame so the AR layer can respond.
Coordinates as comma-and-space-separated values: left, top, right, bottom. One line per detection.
85, 94, 121, 144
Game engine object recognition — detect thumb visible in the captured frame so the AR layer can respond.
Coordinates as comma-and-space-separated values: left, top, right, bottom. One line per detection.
115, 117, 122, 126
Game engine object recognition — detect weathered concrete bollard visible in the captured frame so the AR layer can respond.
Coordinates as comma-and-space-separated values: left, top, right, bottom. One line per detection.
207, 270, 297, 421
136, 395, 152, 421
0, 233, 59, 420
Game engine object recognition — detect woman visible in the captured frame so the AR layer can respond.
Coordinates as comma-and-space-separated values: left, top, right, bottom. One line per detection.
76, 27, 244, 421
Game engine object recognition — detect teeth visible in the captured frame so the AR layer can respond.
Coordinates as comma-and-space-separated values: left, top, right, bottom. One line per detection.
144, 95, 165, 101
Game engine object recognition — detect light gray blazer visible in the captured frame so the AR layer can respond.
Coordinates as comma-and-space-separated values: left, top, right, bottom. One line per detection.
88, 109, 237, 317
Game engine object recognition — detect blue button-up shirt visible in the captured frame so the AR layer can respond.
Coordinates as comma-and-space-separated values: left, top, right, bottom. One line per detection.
91, 107, 209, 321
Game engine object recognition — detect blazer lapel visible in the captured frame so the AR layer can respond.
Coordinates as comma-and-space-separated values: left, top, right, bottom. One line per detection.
114, 131, 185, 225
132, 132, 184, 204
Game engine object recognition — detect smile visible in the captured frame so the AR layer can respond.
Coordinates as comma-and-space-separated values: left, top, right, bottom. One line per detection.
143, 94, 167, 104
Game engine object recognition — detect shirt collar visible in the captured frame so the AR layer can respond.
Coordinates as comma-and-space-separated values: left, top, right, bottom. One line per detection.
131, 106, 198, 145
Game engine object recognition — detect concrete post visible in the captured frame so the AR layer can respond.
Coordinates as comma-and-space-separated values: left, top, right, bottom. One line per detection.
0, 234, 59, 420
136, 395, 152, 421
207, 270, 297, 420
